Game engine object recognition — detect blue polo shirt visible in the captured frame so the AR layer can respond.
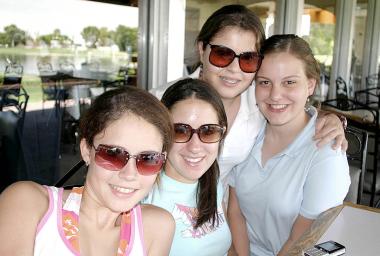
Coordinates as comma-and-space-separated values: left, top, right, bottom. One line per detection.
228, 106, 350, 256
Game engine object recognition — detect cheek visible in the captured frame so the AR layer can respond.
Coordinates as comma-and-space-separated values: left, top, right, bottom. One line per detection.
206, 144, 220, 158
255, 87, 269, 102
167, 144, 183, 161
140, 175, 158, 188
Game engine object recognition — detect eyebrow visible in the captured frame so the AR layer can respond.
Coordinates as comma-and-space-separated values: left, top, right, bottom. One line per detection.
256, 75, 301, 80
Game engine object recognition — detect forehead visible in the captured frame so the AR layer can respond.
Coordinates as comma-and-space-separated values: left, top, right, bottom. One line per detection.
258, 52, 306, 76
211, 26, 257, 52
95, 112, 163, 153
170, 98, 219, 125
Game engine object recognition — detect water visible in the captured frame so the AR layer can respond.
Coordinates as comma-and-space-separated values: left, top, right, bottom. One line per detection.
0, 48, 129, 76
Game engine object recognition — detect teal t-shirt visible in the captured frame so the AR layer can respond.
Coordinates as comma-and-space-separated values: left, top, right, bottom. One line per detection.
143, 172, 231, 256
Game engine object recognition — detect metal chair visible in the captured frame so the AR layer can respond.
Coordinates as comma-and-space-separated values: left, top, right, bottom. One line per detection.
0, 86, 29, 132
322, 97, 380, 206
344, 126, 368, 204
38, 62, 58, 110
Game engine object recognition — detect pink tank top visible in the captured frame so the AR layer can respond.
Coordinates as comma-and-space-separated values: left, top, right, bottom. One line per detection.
34, 186, 146, 256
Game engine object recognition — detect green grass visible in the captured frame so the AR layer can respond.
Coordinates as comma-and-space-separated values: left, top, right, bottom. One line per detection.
1, 74, 43, 103
21, 75, 43, 103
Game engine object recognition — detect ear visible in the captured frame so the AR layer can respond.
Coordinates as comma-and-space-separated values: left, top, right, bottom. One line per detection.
307, 78, 317, 96
80, 139, 91, 165
197, 41, 205, 64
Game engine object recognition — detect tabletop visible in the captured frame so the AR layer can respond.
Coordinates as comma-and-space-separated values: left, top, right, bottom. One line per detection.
288, 202, 380, 255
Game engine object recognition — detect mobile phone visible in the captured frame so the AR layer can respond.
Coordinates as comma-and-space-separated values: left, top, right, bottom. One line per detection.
304, 240, 346, 256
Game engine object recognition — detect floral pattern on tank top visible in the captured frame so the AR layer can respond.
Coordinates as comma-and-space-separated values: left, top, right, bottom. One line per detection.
62, 187, 132, 255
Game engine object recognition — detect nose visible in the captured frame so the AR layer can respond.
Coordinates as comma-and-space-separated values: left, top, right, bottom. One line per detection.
269, 84, 282, 101
186, 132, 202, 153
118, 159, 138, 180
225, 57, 241, 73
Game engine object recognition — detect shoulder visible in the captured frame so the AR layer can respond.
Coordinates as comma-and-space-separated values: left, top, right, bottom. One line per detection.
0, 182, 50, 254
0, 181, 49, 215
0, 181, 49, 204
141, 204, 175, 230
140, 204, 175, 255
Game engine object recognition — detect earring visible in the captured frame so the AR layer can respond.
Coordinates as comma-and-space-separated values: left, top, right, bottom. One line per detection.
85, 161, 89, 167
304, 97, 311, 112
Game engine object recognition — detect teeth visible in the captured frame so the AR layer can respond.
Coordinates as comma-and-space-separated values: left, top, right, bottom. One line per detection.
183, 157, 202, 163
221, 77, 238, 84
110, 184, 135, 194
270, 104, 287, 109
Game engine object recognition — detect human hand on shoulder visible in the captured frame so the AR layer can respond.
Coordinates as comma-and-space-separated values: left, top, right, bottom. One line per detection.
314, 111, 348, 151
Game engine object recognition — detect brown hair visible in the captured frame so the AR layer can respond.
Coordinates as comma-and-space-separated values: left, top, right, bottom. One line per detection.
259, 34, 321, 87
197, 5, 265, 53
80, 87, 173, 153
161, 78, 227, 229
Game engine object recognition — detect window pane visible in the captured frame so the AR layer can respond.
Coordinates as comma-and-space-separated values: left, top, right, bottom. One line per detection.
0, 0, 138, 108
303, 1, 336, 101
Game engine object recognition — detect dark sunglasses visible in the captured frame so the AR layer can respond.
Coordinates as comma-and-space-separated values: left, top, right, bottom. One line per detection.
94, 144, 166, 175
208, 43, 263, 73
174, 123, 225, 144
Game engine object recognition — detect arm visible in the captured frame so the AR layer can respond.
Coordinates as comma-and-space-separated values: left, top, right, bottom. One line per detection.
142, 204, 175, 256
0, 181, 48, 255
227, 187, 249, 256
277, 215, 313, 256
314, 110, 348, 151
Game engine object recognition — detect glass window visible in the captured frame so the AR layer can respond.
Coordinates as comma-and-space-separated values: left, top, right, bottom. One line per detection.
351, 0, 368, 92
303, 0, 336, 101
0, 0, 138, 108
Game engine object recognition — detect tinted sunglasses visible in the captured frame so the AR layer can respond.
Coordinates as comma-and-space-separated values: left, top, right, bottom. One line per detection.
208, 43, 263, 73
94, 144, 166, 175
174, 123, 225, 143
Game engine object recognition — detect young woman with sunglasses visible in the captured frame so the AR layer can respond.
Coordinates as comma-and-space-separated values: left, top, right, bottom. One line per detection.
0, 87, 175, 255
151, 5, 347, 195
228, 35, 350, 256
144, 78, 231, 255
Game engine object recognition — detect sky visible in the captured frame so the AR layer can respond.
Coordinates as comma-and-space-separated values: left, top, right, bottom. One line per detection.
0, 0, 138, 44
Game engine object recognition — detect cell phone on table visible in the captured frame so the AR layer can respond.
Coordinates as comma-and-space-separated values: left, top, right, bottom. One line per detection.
303, 240, 346, 256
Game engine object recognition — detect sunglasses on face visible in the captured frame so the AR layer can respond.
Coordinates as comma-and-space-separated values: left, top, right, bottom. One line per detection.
208, 43, 263, 73
94, 144, 166, 175
174, 123, 225, 144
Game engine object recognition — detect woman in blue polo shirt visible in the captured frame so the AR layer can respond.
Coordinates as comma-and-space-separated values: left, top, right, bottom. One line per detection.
228, 34, 351, 256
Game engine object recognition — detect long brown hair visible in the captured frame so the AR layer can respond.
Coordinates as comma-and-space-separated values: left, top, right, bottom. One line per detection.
161, 78, 227, 228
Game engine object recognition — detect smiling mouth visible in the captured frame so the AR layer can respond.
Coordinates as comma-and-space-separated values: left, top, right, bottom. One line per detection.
269, 104, 288, 110
183, 156, 203, 165
221, 76, 239, 85
110, 184, 136, 194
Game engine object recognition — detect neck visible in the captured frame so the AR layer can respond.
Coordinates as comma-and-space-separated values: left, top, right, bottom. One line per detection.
80, 186, 121, 229
221, 95, 241, 129
265, 111, 310, 145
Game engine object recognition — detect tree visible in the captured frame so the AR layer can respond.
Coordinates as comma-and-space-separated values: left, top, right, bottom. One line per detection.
3, 24, 27, 47
36, 29, 72, 47
114, 25, 137, 52
98, 27, 113, 47
81, 26, 100, 48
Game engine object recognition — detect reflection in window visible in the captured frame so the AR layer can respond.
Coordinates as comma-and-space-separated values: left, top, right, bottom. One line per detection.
351, 1, 368, 92
303, 1, 336, 101
0, 0, 138, 106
